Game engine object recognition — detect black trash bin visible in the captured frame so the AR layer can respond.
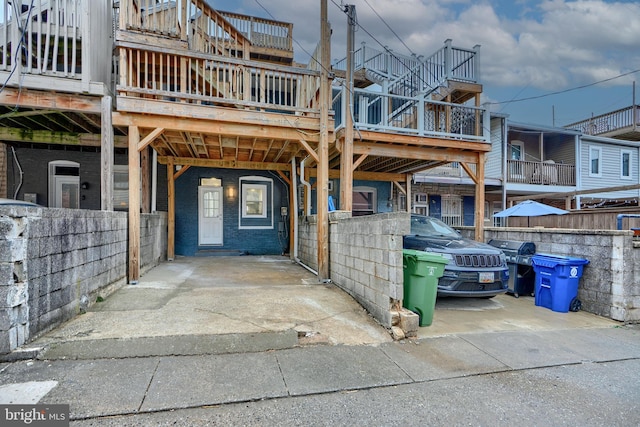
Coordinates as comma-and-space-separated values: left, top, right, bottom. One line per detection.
488, 239, 536, 298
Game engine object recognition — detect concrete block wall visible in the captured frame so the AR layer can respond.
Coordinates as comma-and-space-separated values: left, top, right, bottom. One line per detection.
298, 211, 410, 327
459, 227, 640, 323
0, 208, 167, 354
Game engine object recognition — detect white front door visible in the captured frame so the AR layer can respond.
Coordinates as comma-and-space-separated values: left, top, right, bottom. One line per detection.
198, 186, 223, 245
55, 176, 79, 208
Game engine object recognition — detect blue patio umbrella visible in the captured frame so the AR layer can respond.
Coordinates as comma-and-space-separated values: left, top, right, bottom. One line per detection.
494, 200, 568, 226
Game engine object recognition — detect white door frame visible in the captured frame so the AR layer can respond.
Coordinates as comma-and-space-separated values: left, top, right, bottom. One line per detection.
198, 186, 223, 245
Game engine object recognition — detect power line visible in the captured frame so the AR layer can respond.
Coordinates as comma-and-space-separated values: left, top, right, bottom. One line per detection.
488, 69, 640, 105
362, 0, 414, 57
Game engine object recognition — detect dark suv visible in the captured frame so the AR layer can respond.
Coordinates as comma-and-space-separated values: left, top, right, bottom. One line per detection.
403, 214, 509, 297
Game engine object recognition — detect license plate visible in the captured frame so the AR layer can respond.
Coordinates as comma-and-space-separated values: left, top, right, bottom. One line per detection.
479, 272, 494, 283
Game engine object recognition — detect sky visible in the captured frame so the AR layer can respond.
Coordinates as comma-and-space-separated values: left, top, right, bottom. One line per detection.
210, 0, 640, 129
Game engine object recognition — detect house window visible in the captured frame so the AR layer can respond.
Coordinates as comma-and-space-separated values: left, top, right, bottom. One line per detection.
242, 184, 267, 218
201, 177, 221, 186
238, 176, 273, 229
589, 147, 602, 177
353, 186, 376, 216
113, 165, 129, 210
621, 149, 632, 180
441, 194, 462, 227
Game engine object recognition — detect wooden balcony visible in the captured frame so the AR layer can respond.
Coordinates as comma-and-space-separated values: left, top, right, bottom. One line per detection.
507, 159, 575, 186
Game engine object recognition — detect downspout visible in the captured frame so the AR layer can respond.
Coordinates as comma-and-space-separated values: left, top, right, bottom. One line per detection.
617, 214, 640, 230
299, 156, 312, 215
151, 149, 157, 212
11, 147, 24, 200
293, 157, 318, 276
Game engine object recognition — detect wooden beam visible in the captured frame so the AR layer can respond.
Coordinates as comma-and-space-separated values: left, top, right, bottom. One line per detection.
297, 139, 319, 163
101, 96, 114, 211
393, 181, 406, 195
167, 157, 176, 261
156, 156, 291, 171
128, 126, 141, 283
277, 170, 291, 186
460, 162, 478, 185
114, 110, 322, 144
0, 127, 127, 147
306, 168, 406, 182
0, 87, 102, 113
138, 128, 165, 151
352, 154, 368, 171
113, 102, 326, 141
474, 153, 485, 242
337, 128, 491, 152
174, 165, 190, 180
353, 141, 480, 163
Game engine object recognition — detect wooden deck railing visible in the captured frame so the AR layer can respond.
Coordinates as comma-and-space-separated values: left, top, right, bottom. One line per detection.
218, 11, 292, 52
333, 86, 487, 141
0, 0, 112, 91
116, 41, 320, 114
118, 1, 292, 60
507, 160, 575, 186
565, 106, 640, 136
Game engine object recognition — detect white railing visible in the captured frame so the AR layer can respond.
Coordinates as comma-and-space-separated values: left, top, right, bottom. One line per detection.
565, 106, 640, 136
333, 39, 480, 97
0, 0, 111, 90
507, 160, 575, 186
333, 86, 487, 141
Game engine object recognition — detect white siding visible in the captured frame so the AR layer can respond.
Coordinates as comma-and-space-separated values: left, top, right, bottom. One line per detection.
485, 117, 503, 180
580, 140, 640, 198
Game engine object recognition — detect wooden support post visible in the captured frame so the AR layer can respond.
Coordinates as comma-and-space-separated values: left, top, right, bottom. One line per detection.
474, 153, 485, 242
167, 157, 176, 261
128, 126, 141, 283
317, 0, 330, 281
101, 95, 113, 211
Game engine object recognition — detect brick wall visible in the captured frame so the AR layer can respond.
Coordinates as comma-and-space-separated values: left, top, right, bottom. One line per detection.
458, 227, 640, 323
298, 211, 410, 327
0, 208, 167, 354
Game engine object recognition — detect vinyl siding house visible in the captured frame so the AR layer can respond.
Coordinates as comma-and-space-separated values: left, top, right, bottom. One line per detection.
414, 116, 640, 221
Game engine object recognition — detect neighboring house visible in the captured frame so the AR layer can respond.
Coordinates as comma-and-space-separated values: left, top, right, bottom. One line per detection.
414, 116, 640, 223
1, 0, 491, 280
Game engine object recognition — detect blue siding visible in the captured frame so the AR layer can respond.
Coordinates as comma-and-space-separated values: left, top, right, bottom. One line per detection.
463, 196, 475, 226
175, 168, 289, 256
309, 179, 393, 214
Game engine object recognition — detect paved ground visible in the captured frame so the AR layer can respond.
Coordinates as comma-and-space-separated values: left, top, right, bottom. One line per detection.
1, 256, 638, 425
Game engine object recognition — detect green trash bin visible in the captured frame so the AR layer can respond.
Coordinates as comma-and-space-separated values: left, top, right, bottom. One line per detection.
402, 249, 448, 327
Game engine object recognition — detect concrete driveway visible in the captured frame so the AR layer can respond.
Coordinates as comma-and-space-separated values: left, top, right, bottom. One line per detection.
28, 255, 618, 360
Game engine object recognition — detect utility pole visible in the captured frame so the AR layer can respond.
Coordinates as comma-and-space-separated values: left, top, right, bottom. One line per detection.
317, 0, 331, 281
340, 4, 356, 212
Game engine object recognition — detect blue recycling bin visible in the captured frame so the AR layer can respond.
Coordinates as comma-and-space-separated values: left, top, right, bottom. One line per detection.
531, 254, 589, 313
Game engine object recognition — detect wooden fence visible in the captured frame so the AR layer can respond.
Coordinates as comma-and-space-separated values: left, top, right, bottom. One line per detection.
503, 206, 640, 230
